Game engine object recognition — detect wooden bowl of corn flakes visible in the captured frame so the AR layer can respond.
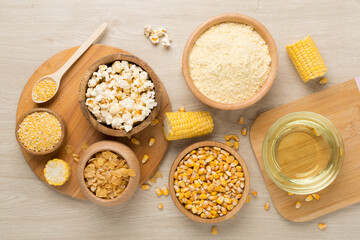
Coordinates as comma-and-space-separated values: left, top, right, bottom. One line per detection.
169, 141, 250, 223
77, 140, 140, 207
79, 53, 161, 138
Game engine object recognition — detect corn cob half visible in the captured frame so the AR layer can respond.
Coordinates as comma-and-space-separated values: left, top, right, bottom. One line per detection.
44, 158, 71, 186
163, 111, 214, 140
286, 36, 327, 83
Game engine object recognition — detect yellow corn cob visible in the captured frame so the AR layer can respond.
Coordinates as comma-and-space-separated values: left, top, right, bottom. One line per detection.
43, 159, 71, 186
286, 36, 327, 83
163, 111, 214, 140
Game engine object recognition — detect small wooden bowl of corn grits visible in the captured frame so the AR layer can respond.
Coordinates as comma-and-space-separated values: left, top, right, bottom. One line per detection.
79, 53, 161, 138
182, 13, 278, 110
77, 140, 140, 207
15, 108, 65, 155
169, 141, 250, 223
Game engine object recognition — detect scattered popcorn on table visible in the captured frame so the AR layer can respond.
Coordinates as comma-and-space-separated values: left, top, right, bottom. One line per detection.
85, 61, 157, 132
144, 24, 171, 48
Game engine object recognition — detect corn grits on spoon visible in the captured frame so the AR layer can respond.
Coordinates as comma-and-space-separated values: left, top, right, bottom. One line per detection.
32, 22, 108, 104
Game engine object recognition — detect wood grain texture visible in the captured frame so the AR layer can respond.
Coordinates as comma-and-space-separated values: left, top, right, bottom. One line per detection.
250, 80, 360, 222
168, 141, 250, 224
1, 0, 360, 239
182, 13, 278, 110
16, 44, 171, 199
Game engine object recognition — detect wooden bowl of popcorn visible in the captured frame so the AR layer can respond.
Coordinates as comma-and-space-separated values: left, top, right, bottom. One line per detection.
79, 53, 161, 137
168, 141, 250, 223
77, 140, 140, 207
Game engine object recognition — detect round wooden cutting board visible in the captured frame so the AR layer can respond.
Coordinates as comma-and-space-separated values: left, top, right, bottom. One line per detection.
16, 44, 171, 200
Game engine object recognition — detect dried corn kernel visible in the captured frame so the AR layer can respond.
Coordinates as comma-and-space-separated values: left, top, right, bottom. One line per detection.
158, 203, 164, 209
148, 137, 155, 147
142, 184, 150, 190
131, 137, 140, 145
18, 112, 62, 152
232, 134, 240, 142
151, 119, 159, 126
287, 192, 295, 196
305, 195, 313, 202
312, 128, 321, 137
233, 141, 239, 150
295, 201, 301, 209
264, 202, 270, 210
241, 127, 247, 136
251, 190, 258, 196
161, 186, 169, 196
225, 135, 232, 141
246, 195, 251, 203
44, 159, 70, 186
142, 154, 149, 164
211, 226, 218, 235
238, 116, 244, 125
318, 223, 327, 230
32, 79, 57, 102
179, 106, 186, 112
319, 78, 327, 85
312, 193, 320, 200
226, 141, 233, 147
155, 187, 162, 196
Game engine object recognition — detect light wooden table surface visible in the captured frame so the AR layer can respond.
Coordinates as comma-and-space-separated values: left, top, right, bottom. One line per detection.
1, 0, 360, 239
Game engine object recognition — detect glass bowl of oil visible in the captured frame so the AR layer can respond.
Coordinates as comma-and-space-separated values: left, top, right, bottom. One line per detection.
261, 111, 344, 194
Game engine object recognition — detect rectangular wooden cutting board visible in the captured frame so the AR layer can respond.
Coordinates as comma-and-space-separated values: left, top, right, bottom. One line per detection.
250, 78, 360, 222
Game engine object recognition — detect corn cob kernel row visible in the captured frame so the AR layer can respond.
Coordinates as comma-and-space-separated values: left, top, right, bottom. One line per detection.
174, 146, 245, 219
286, 35, 327, 83
163, 111, 214, 140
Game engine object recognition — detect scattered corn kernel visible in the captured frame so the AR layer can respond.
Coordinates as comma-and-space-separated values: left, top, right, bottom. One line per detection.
142, 184, 150, 190
226, 141, 233, 147
225, 135, 232, 141
251, 190, 258, 196
148, 137, 156, 147
155, 187, 162, 196
161, 186, 169, 196
287, 192, 295, 196
158, 203, 164, 209
151, 119, 159, 126
305, 195, 313, 202
312, 193, 320, 200
131, 137, 140, 145
142, 154, 149, 164
246, 195, 251, 203
318, 223, 327, 230
312, 128, 321, 137
241, 127, 247, 136
233, 141, 239, 150
319, 78, 327, 85
211, 226, 218, 235
295, 201, 301, 209
232, 134, 240, 142
238, 116, 244, 125
179, 106, 186, 112
264, 202, 270, 210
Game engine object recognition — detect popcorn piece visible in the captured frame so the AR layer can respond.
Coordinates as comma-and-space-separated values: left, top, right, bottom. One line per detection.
144, 24, 153, 38
154, 27, 166, 37
149, 33, 160, 44
161, 33, 172, 48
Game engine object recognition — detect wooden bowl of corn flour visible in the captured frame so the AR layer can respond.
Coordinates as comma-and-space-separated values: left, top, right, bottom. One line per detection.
182, 13, 278, 110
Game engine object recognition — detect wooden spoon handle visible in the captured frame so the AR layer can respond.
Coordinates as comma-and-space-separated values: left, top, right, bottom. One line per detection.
55, 22, 108, 78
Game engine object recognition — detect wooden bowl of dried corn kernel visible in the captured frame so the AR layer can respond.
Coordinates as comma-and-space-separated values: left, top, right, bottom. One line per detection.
15, 108, 66, 155
77, 140, 140, 207
169, 141, 250, 223
79, 53, 161, 138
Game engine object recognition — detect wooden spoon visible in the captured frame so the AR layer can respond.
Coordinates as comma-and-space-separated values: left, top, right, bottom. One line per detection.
32, 22, 108, 104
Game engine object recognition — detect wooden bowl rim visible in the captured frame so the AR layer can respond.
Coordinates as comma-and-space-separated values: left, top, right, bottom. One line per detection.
182, 13, 278, 110
77, 140, 140, 207
168, 141, 250, 223
79, 53, 161, 137
15, 108, 66, 155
